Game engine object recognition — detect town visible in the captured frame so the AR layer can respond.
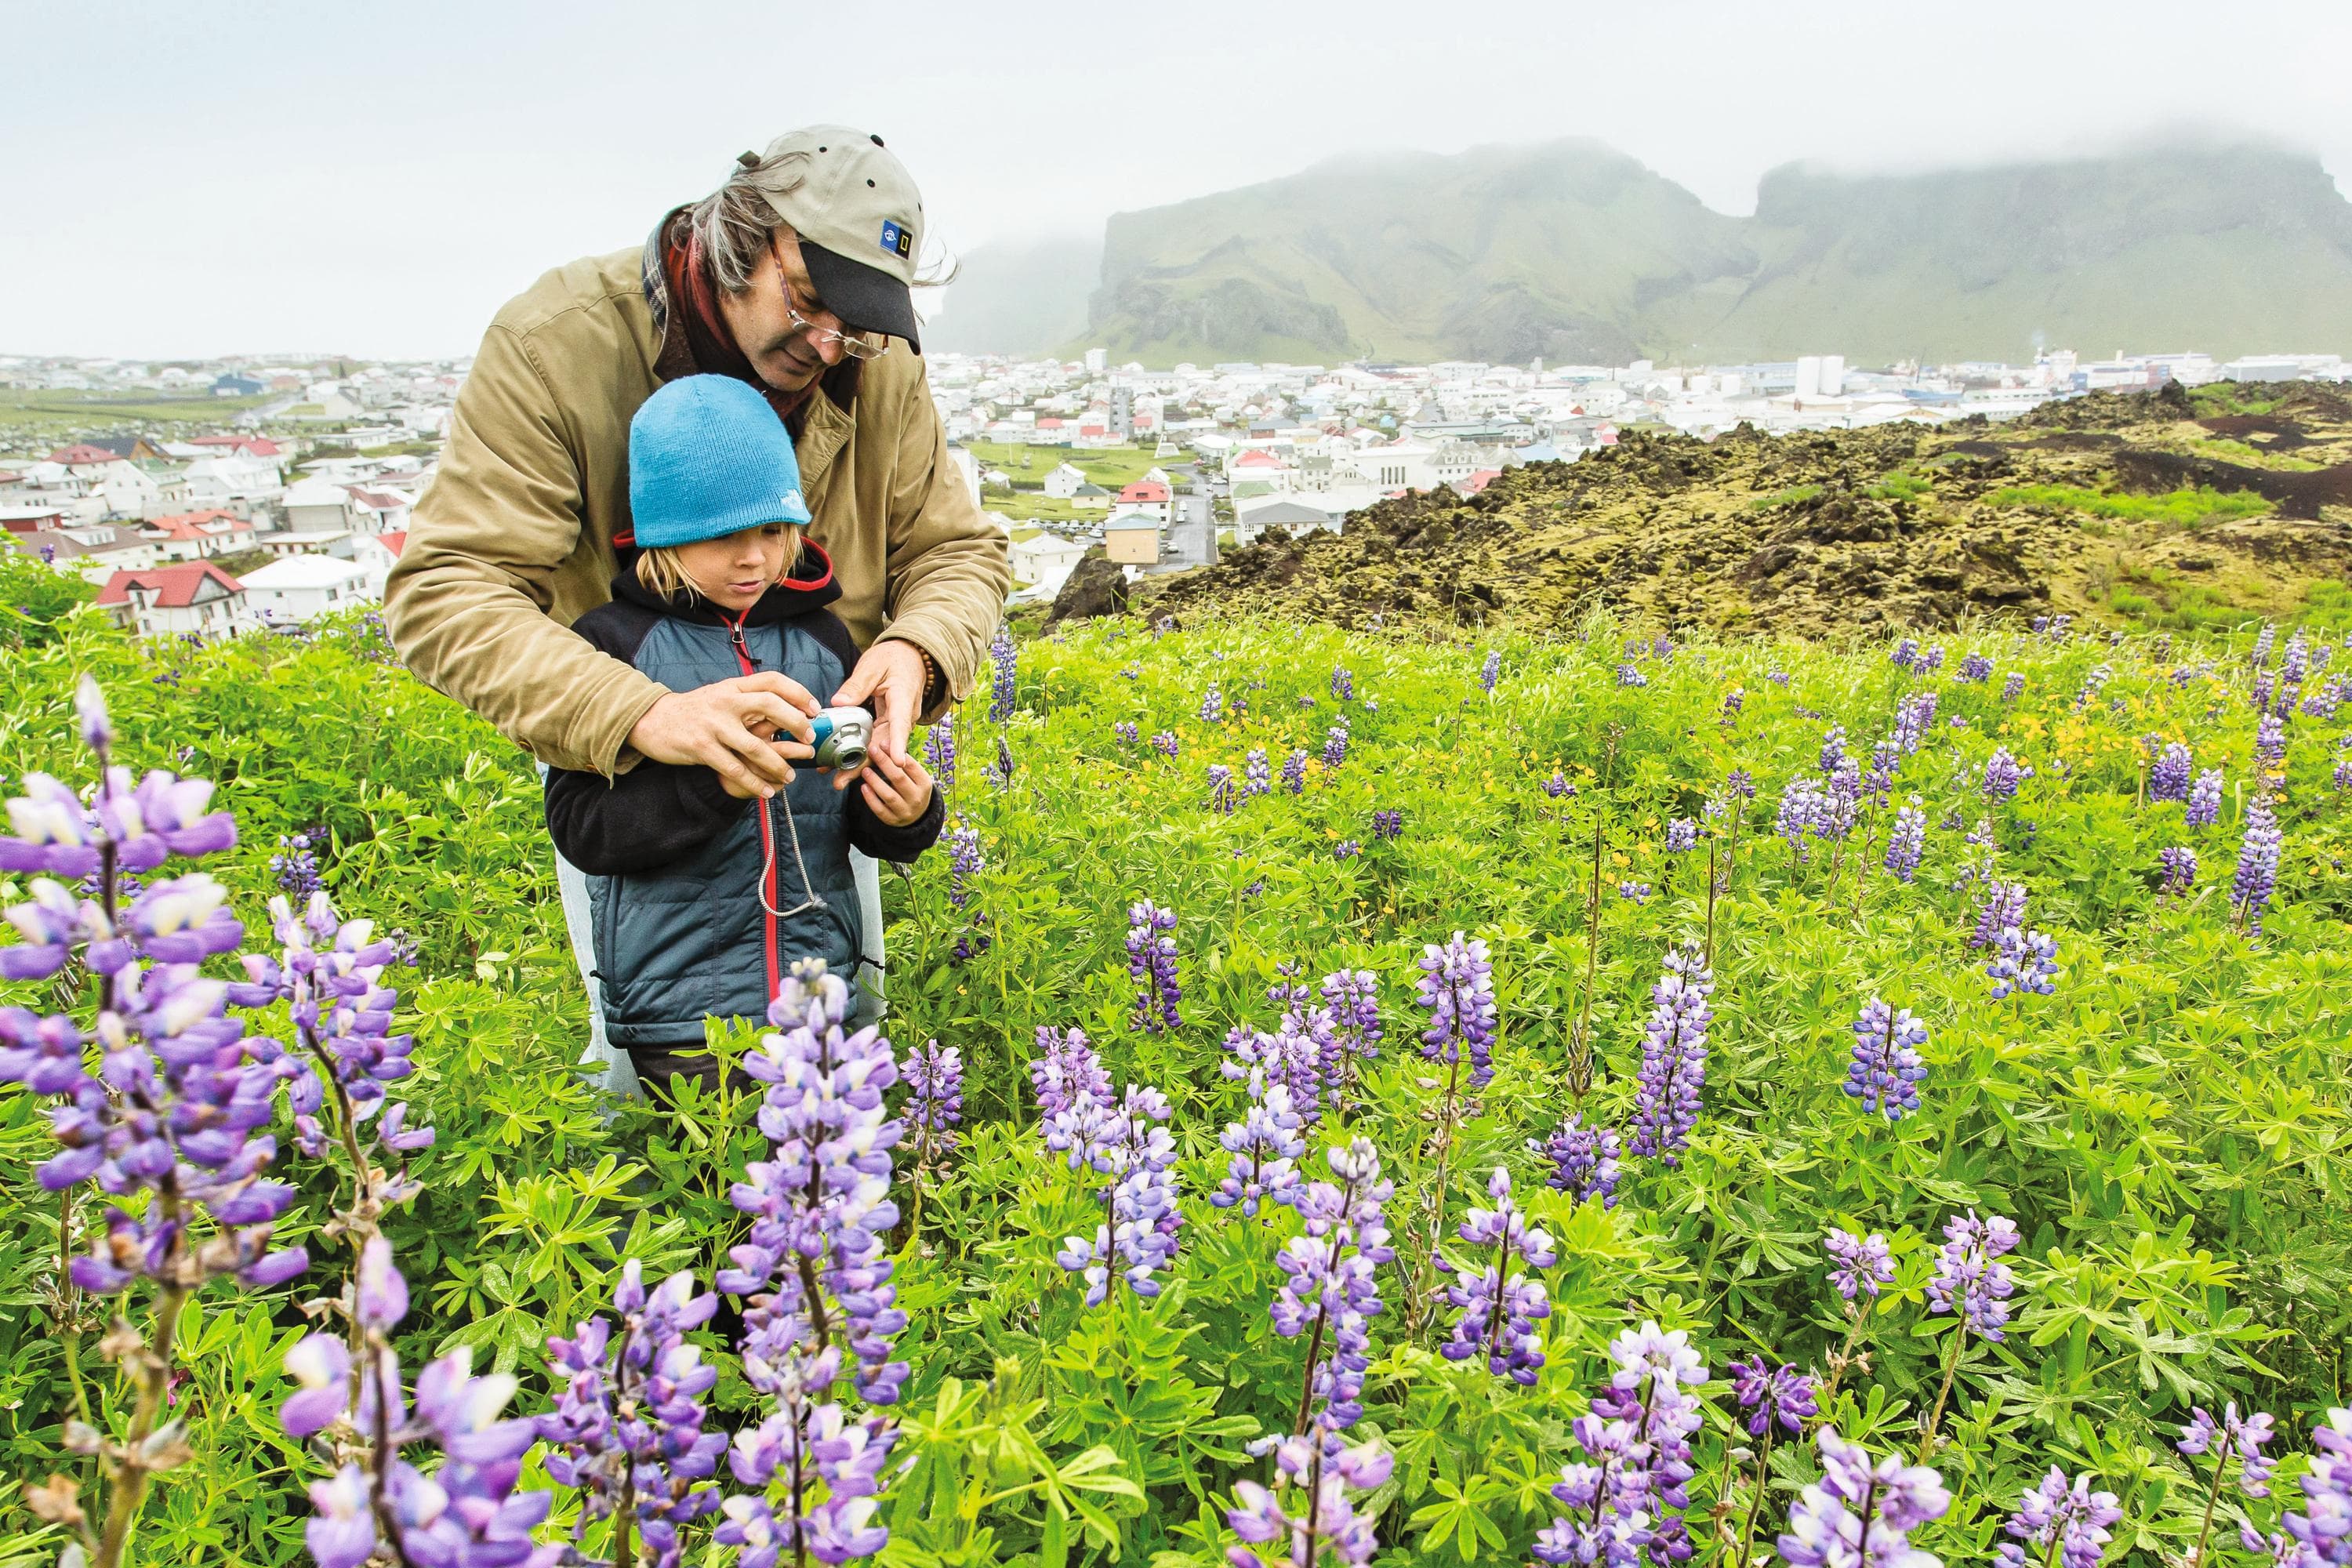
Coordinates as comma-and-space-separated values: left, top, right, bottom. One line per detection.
3, 342, 2344, 630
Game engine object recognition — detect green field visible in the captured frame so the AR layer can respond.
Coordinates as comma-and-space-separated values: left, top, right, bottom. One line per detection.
0, 561, 2347, 1566
966, 440, 1167, 492
0, 387, 274, 440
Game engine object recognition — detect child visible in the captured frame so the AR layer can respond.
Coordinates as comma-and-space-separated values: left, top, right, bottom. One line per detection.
544, 374, 943, 1093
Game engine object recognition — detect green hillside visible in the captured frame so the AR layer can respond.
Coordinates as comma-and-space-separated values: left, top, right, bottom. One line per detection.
958, 140, 2352, 367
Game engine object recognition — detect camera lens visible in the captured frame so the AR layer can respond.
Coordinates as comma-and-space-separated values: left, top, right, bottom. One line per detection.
837, 742, 867, 770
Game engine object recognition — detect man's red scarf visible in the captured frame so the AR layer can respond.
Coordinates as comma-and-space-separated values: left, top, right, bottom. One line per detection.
659, 221, 816, 429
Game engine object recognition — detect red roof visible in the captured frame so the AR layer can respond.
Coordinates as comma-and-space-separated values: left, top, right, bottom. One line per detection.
1233, 448, 1283, 467
1460, 469, 1503, 495
147, 508, 241, 529
379, 531, 408, 558
49, 444, 127, 466
1118, 481, 1170, 502
146, 513, 252, 541
189, 434, 282, 457
97, 561, 242, 608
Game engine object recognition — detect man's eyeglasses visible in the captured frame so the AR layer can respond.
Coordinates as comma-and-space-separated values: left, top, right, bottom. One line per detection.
770, 236, 891, 362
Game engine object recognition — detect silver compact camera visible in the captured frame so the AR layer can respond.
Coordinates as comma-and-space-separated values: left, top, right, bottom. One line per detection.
806, 706, 873, 770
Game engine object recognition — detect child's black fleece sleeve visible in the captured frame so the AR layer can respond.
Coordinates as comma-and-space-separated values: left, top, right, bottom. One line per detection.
544, 760, 750, 876
844, 781, 946, 864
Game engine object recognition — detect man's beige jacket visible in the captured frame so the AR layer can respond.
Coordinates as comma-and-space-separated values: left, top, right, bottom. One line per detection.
387, 246, 1009, 776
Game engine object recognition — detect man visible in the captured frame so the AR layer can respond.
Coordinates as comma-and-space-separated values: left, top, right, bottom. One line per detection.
388, 125, 1008, 800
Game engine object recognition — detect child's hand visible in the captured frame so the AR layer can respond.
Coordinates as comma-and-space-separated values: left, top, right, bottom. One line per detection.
858, 748, 934, 828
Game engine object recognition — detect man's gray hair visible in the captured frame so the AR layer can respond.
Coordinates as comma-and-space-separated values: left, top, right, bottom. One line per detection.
683, 148, 955, 296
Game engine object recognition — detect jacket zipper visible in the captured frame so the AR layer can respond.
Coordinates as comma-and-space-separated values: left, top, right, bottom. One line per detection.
727, 610, 782, 1006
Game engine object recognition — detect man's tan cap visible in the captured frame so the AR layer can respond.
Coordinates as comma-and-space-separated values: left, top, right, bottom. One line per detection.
742, 125, 924, 350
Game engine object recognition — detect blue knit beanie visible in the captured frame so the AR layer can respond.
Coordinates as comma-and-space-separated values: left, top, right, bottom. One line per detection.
627, 375, 812, 549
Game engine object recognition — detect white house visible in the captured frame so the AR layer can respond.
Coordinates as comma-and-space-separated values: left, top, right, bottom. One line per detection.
1041, 462, 1088, 499
1109, 480, 1172, 526
240, 555, 375, 623
1007, 530, 1090, 597
182, 456, 283, 515
282, 478, 356, 532
96, 561, 247, 638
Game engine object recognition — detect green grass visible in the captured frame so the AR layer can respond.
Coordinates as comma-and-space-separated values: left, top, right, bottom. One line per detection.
2187, 437, 2325, 472
1984, 483, 2272, 528
1865, 471, 1932, 502
964, 442, 1164, 492
1746, 482, 1822, 510
0, 388, 274, 436
988, 494, 1108, 527
2188, 382, 2289, 417
2299, 579, 2352, 631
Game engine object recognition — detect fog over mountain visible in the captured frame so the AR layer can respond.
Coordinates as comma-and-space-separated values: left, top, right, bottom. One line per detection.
930, 138, 2352, 366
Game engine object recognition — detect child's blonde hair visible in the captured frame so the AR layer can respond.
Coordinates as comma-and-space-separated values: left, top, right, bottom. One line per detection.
634, 523, 804, 601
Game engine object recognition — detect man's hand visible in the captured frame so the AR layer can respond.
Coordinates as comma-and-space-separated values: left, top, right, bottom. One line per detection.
627, 673, 818, 800
827, 640, 929, 791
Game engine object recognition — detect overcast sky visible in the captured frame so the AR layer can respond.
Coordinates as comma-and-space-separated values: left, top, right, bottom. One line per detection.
5, 0, 2347, 361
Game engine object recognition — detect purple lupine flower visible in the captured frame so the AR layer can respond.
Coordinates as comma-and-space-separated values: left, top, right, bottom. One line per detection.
1616, 662, 1649, 688
1438, 1167, 1556, 1384
1214, 1069, 1305, 1217
1591, 1319, 1711, 1555
2073, 662, 2113, 712
1846, 998, 1929, 1120
1824, 1229, 1895, 1300
289, 1240, 554, 1568
1127, 899, 1182, 1033
1226, 1432, 1392, 1568
946, 825, 982, 910
1926, 1209, 2020, 1341
1730, 1357, 1820, 1437
1958, 652, 1994, 683
1777, 776, 1828, 860
1817, 725, 1849, 776
1617, 880, 1651, 903
2045, 613, 2074, 641
1281, 749, 1307, 794
1777, 1428, 1951, 1568
1970, 880, 2028, 948
1316, 967, 1382, 1102
1333, 839, 1360, 860
1987, 924, 2060, 999
1997, 1468, 2122, 1568
986, 625, 1016, 721
1918, 644, 1945, 675
540, 1261, 727, 1566
2187, 768, 2224, 829
2002, 671, 2026, 702
1322, 721, 1349, 770
1243, 748, 1272, 801
2281, 1406, 2351, 1566
1207, 763, 1236, 815
1664, 818, 1697, 852
924, 713, 959, 791
228, 890, 428, 1163
1112, 720, 1139, 745
1479, 650, 1501, 692
1415, 931, 1498, 1091
2252, 622, 2278, 668
1723, 687, 1746, 718
1890, 637, 1918, 670
1628, 942, 1713, 1167
1268, 1138, 1394, 1436
2180, 1404, 2280, 1500
1864, 737, 1900, 803
2150, 742, 2193, 803
2336, 743, 2352, 793
1983, 747, 2024, 800
1895, 691, 1940, 754
272, 831, 321, 899
2254, 670, 2278, 713
1152, 729, 1179, 759
1200, 683, 1225, 724
1057, 1083, 1182, 1304
1032, 1024, 1112, 1163
900, 1039, 963, 1160
1535, 1113, 1621, 1207
1884, 798, 1927, 882
2283, 630, 2310, 684
1532, 1408, 1656, 1566
2233, 800, 2282, 934
2257, 713, 2287, 770
1228, 1000, 1325, 1127
988, 733, 1014, 788
1330, 666, 1353, 701
718, 962, 912, 1407
1543, 772, 1574, 798
1371, 808, 1403, 840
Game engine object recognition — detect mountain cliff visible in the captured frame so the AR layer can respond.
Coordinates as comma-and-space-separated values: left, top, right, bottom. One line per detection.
938, 140, 2352, 365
